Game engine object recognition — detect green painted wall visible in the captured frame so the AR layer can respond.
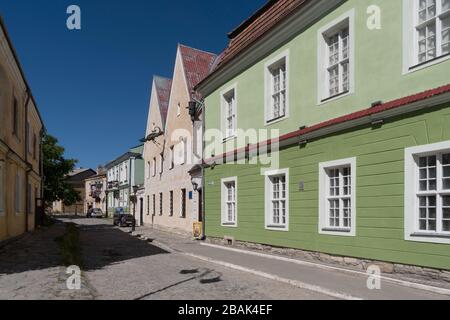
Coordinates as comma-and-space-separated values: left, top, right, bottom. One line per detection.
204, 0, 450, 157
205, 104, 450, 270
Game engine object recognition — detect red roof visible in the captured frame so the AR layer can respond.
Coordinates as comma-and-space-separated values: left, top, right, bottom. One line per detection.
206, 84, 450, 162
178, 44, 217, 99
153, 76, 172, 128
209, 0, 307, 76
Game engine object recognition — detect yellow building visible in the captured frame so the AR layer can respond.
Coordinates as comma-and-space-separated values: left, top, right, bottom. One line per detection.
0, 17, 44, 243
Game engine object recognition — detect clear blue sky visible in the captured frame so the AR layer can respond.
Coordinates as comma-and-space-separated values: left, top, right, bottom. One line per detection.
0, 0, 267, 169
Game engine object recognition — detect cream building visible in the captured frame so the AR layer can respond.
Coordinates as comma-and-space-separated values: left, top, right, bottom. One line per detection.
84, 170, 107, 214
0, 17, 44, 243
143, 44, 216, 235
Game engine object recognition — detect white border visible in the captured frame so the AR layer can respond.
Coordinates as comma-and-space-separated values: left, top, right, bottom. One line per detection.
317, 9, 355, 105
405, 141, 450, 244
264, 49, 290, 126
221, 176, 238, 227
264, 168, 290, 232
318, 157, 357, 237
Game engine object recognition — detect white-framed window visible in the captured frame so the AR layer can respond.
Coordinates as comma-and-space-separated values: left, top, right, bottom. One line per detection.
152, 194, 156, 216
147, 161, 151, 179
317, 9, 355, 104
403, 0, 450, 73
169, 191, 174, 217
264, 168, 289, 231
180, 189, 186, 218
221, 177, 237, 227
159, 153, 164, 174
152, 157, 156, 177
318, 158, 356, 236
405, 141, 450, 244
159, 193, 163, 216
170, 146, 174, 169
220, 84, 237, 140
177, 103, 181, 117
264, 50, 289, 124
0, 161, 4, 215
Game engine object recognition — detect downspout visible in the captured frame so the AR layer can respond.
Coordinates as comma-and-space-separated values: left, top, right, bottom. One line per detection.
201, 104, 206, 240
24, 89, 31, 233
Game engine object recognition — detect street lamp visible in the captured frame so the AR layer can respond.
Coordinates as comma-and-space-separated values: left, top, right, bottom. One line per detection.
131, 185, 139, 232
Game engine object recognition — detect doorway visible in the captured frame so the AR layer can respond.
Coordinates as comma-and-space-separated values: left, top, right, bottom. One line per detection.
139, 197, 144, 226
198, 189, 203, 222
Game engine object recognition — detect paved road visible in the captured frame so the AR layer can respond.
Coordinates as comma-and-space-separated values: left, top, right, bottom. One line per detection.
0, 218, 329, 300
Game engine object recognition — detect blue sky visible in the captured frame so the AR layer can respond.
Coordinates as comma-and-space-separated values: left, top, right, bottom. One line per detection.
0, 0, 267, 169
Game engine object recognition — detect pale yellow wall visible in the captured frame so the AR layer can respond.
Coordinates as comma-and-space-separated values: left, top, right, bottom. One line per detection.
0, 23, 43, 242
84, 176, 107, 213
143, 48, 199, 234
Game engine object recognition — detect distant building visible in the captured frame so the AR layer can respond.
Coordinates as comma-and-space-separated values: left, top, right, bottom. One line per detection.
84, 167, 107, 215
105, 145, 144, 218
0, 17, 45, 243
52, 168, 97, 215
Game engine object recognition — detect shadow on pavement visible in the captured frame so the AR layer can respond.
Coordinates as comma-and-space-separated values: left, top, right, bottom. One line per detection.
0, 218, 169, 276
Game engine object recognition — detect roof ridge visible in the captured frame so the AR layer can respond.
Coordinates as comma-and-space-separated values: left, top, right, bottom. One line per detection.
178, 43, 217, 57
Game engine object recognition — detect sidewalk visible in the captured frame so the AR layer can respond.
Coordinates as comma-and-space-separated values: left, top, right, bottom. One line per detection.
129, 225, 450, 300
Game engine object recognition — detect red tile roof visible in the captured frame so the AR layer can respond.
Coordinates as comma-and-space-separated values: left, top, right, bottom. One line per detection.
206, 84, 450, 162
207, 0, 307, 78
178, 44, 217, 99
153, 76, 172, 128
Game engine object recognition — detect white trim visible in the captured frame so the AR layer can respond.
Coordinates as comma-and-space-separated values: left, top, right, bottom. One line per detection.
221, 176, 238, 227
220, 83, 238, 141
405, 140, 450, 244
318, 157, 357, 237
264, 168, 289, 231
403, 0, 450, 74
264, 49, 290, 125
317, 9, 355, 105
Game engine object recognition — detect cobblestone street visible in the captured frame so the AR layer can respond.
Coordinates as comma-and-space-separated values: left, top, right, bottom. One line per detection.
0, 218, 330, 300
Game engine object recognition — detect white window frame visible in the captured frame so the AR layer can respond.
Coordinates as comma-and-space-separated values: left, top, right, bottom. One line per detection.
264, 168, 289, 231
403, 0, 450, 74
159, 193, 163, 216
221, 177, 238, 227
159, 153, 164, 174
170, 146, 174, 169
220, 84, 237, 141
405, 141, 450, 244
264, 50, 289, 125
152, 157, 156, 177
317, 9, 355, 104
318, 158, 357, 237
169, 191, 174, 217
0, 161, 4, 215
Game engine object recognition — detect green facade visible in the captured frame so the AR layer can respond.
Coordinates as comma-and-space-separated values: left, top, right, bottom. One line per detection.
202, 0, 450, 270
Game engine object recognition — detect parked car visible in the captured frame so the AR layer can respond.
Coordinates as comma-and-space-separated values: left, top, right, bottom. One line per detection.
90, 208, 104, 218
113, 208, 135, 227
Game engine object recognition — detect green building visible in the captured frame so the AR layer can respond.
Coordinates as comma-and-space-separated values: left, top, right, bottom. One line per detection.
105, 145, 144, 215
196, 0, 450, 271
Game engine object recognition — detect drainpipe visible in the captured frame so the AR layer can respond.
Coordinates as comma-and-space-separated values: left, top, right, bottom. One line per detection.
24, 89, 31, 233
201, 104, 206, 240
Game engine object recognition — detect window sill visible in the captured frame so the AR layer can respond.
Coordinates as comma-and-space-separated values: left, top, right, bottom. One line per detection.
222, 222, 237, 228
265, 115, 288, 127
410, 232, 450, 239
320, 90, 350, 105
406, 53, 450, 74
223, 135, 237, 143
322, 228, 351, 233
265, 224, 288, 232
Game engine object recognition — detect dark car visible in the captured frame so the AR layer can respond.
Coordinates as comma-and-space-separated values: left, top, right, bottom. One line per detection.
113, 208, 135, 227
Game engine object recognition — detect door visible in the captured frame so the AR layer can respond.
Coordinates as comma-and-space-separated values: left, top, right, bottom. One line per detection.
198, 189, 203, 222
139, 198, 144, 226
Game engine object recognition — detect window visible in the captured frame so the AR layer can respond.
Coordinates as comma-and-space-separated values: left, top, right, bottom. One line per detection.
147, 161, 151, 179
152, 157, 156, 177
404, 0, 450, 72
405, 142, 450, 244
0, 161, 4, 215
15, 171, 22, 214
265, 51, 289, 124
159, 193, 163, 216
159, 153, 164, 174
12, 97, 19, 136
220, 85, 237, 140
265, 169, 289, 231
33, 133, 37, 160
152, 194, 156, 216
170, 146, 174, 169
147, 195, 150, 215
180, 189, 186, 218
319, 158, 356, 236
169, 191, 174, 216
221, 177, 237, 226
177, 103, 181, 117
28, 183, 33, 215
317, 10, 354, 103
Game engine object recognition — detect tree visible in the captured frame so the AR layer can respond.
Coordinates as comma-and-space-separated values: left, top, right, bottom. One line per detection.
42, 132, 81, 209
